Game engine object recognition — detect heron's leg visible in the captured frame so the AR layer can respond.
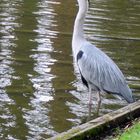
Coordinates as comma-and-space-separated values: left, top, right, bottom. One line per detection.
88, 86, 92, 105
87, 102, 92, 121
87, 86, 92, 120
96, 91, 101, 116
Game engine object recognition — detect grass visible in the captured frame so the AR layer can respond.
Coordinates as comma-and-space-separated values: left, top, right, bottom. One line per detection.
113, 120, 140, 140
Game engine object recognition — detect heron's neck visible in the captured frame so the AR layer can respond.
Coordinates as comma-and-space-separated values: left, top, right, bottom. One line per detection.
73, 0, 88, 42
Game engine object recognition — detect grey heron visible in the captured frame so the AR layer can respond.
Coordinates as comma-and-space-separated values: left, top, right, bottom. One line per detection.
72, 0, 134, 114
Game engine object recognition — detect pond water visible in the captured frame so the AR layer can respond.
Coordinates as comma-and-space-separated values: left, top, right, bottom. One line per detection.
0, 0, 140, 139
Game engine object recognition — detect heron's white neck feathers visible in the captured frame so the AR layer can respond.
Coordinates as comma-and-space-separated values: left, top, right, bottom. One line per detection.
72, 0, 88, 56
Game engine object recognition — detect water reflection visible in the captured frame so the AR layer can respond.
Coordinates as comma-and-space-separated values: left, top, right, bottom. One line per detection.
47, 0, 77, 133
0, 0, 21, 139
28, 0, 60, 138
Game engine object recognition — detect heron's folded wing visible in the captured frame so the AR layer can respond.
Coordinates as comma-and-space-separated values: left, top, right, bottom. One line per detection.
77, 45, 132, 102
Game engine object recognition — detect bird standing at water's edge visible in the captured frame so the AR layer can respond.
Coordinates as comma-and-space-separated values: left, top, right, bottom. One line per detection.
72, 0, 134, 115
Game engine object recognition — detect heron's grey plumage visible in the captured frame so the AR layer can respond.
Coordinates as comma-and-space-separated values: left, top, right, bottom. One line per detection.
77, 41, 134, 103
72, 0, 134, 111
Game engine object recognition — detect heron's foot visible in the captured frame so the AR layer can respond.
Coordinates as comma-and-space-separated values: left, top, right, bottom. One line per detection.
96, 104, 100, 117
96, 92, 101, 116
86, 103, 92, 121
89, 95, 92, 105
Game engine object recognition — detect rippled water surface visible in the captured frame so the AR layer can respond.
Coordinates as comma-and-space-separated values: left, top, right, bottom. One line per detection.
0, 0, 140, 139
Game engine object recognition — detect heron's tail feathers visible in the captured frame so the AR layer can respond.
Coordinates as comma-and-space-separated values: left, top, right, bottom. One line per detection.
120, 85, 134, 103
